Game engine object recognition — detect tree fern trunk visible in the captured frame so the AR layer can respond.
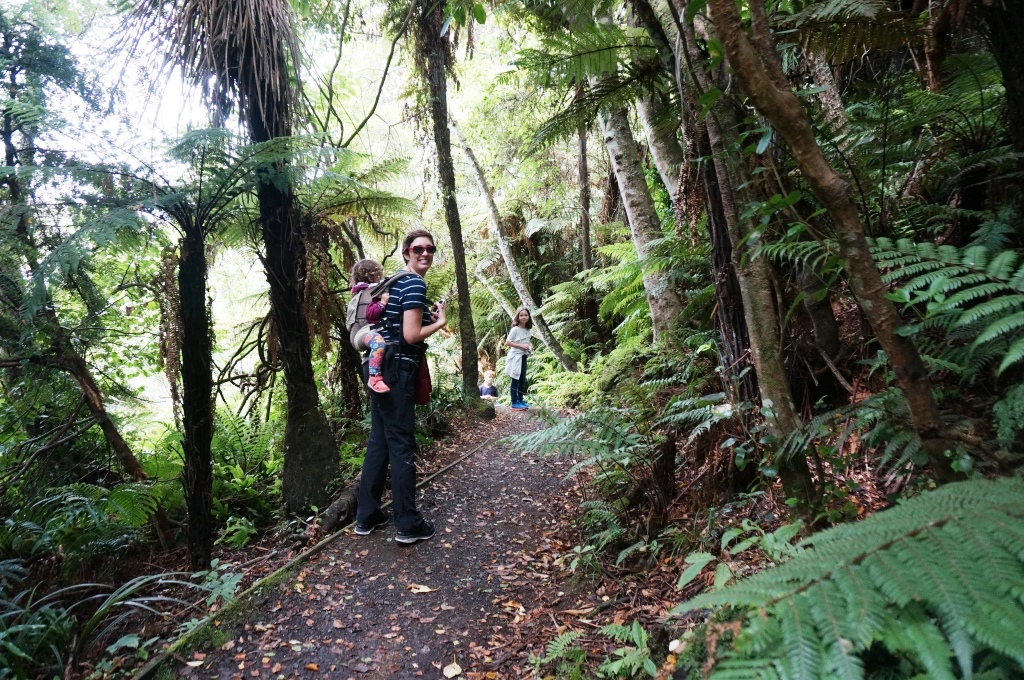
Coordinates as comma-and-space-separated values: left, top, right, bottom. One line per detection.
178, 225, 214, 569
455, 121, 578, 372
245, 86, 339, 515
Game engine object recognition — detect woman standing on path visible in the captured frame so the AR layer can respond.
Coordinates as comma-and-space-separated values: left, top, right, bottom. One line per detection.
355, 230, 446, 544
505, 307, 533, 410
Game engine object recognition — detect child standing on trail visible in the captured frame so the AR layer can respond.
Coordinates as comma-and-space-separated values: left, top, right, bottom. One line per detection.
505, 308, 533, 410
479, 370, 499, 401
350, 259, 392, 394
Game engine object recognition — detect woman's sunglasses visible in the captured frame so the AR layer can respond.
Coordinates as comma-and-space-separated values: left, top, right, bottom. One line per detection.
408, 245, 437, 255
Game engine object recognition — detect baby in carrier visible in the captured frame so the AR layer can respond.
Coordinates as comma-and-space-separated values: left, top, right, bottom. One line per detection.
348, 259, 392, 393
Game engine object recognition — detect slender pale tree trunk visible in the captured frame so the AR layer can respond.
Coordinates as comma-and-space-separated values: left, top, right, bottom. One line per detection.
707, 0, 954, 480
415, 0, 481, 399
629, 0, 688, 218
454, 121, 578, 372
597, 103, 685, 341
636, 93, 685, 197
475, 267, 517, 320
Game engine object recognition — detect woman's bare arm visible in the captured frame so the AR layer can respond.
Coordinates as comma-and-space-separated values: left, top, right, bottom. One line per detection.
403, 304, 446, 344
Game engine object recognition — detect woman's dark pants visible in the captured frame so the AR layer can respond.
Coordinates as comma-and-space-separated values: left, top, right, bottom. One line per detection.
356, 361, 423, 533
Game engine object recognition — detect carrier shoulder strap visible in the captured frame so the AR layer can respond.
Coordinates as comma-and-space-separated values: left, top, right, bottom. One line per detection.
370, 270, 415, 298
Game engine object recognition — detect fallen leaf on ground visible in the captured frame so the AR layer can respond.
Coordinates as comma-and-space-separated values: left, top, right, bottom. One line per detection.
443, 660, 463, 677
407, 583, 437, 593
304, 662, 319, 671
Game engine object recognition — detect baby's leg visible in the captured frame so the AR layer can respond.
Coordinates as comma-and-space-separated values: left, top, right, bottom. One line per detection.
366, 332, 387, 376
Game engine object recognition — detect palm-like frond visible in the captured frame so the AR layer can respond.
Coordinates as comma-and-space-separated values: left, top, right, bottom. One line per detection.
511, 24, 651, 90
675, 477, 1024, 679
128, 0, 301, 128
776, 0, 925, 64
505, 21, 663, 151
875, 236, 1024, 376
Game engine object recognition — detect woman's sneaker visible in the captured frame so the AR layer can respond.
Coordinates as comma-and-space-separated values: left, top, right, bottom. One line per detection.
395, 520, 435, 544
510, 402, 526, 411
368, 375, 390, 393
353, 512, 391, 535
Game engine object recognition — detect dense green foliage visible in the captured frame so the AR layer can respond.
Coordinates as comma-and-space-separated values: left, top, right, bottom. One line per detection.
2, 0, 1024, 676
676, 477, 1024, 679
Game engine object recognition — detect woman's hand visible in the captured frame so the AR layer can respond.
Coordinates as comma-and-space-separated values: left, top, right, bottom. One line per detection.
403, 300, 447, 344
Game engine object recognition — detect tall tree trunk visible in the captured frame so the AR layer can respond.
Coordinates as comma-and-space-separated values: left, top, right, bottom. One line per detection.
178, 225, 214, 569
245, 87, 339, 514
629, 0, 687, 208
578, 104, 593, 271
598, 104, 685, 342
706, 0, 955, 481
455, 121, 579, 372
415, 0, 480, 400
679, 15, 818, 512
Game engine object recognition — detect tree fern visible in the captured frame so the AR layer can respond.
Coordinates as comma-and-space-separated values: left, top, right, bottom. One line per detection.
775, 0, 924, 66
673, 477, 1024, 679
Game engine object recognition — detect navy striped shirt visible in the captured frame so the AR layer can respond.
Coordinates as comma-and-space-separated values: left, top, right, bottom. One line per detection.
378, 272, 432, 348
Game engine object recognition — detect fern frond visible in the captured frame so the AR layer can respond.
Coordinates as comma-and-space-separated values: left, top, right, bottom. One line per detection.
677, 478, 1024, 679
873, 237, 1024, 380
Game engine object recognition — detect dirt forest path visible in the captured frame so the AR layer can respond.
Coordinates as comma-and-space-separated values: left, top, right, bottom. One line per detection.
172, 410, 585, 679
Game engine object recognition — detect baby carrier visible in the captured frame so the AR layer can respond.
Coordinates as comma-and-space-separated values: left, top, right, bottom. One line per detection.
345, 271, 414, 347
